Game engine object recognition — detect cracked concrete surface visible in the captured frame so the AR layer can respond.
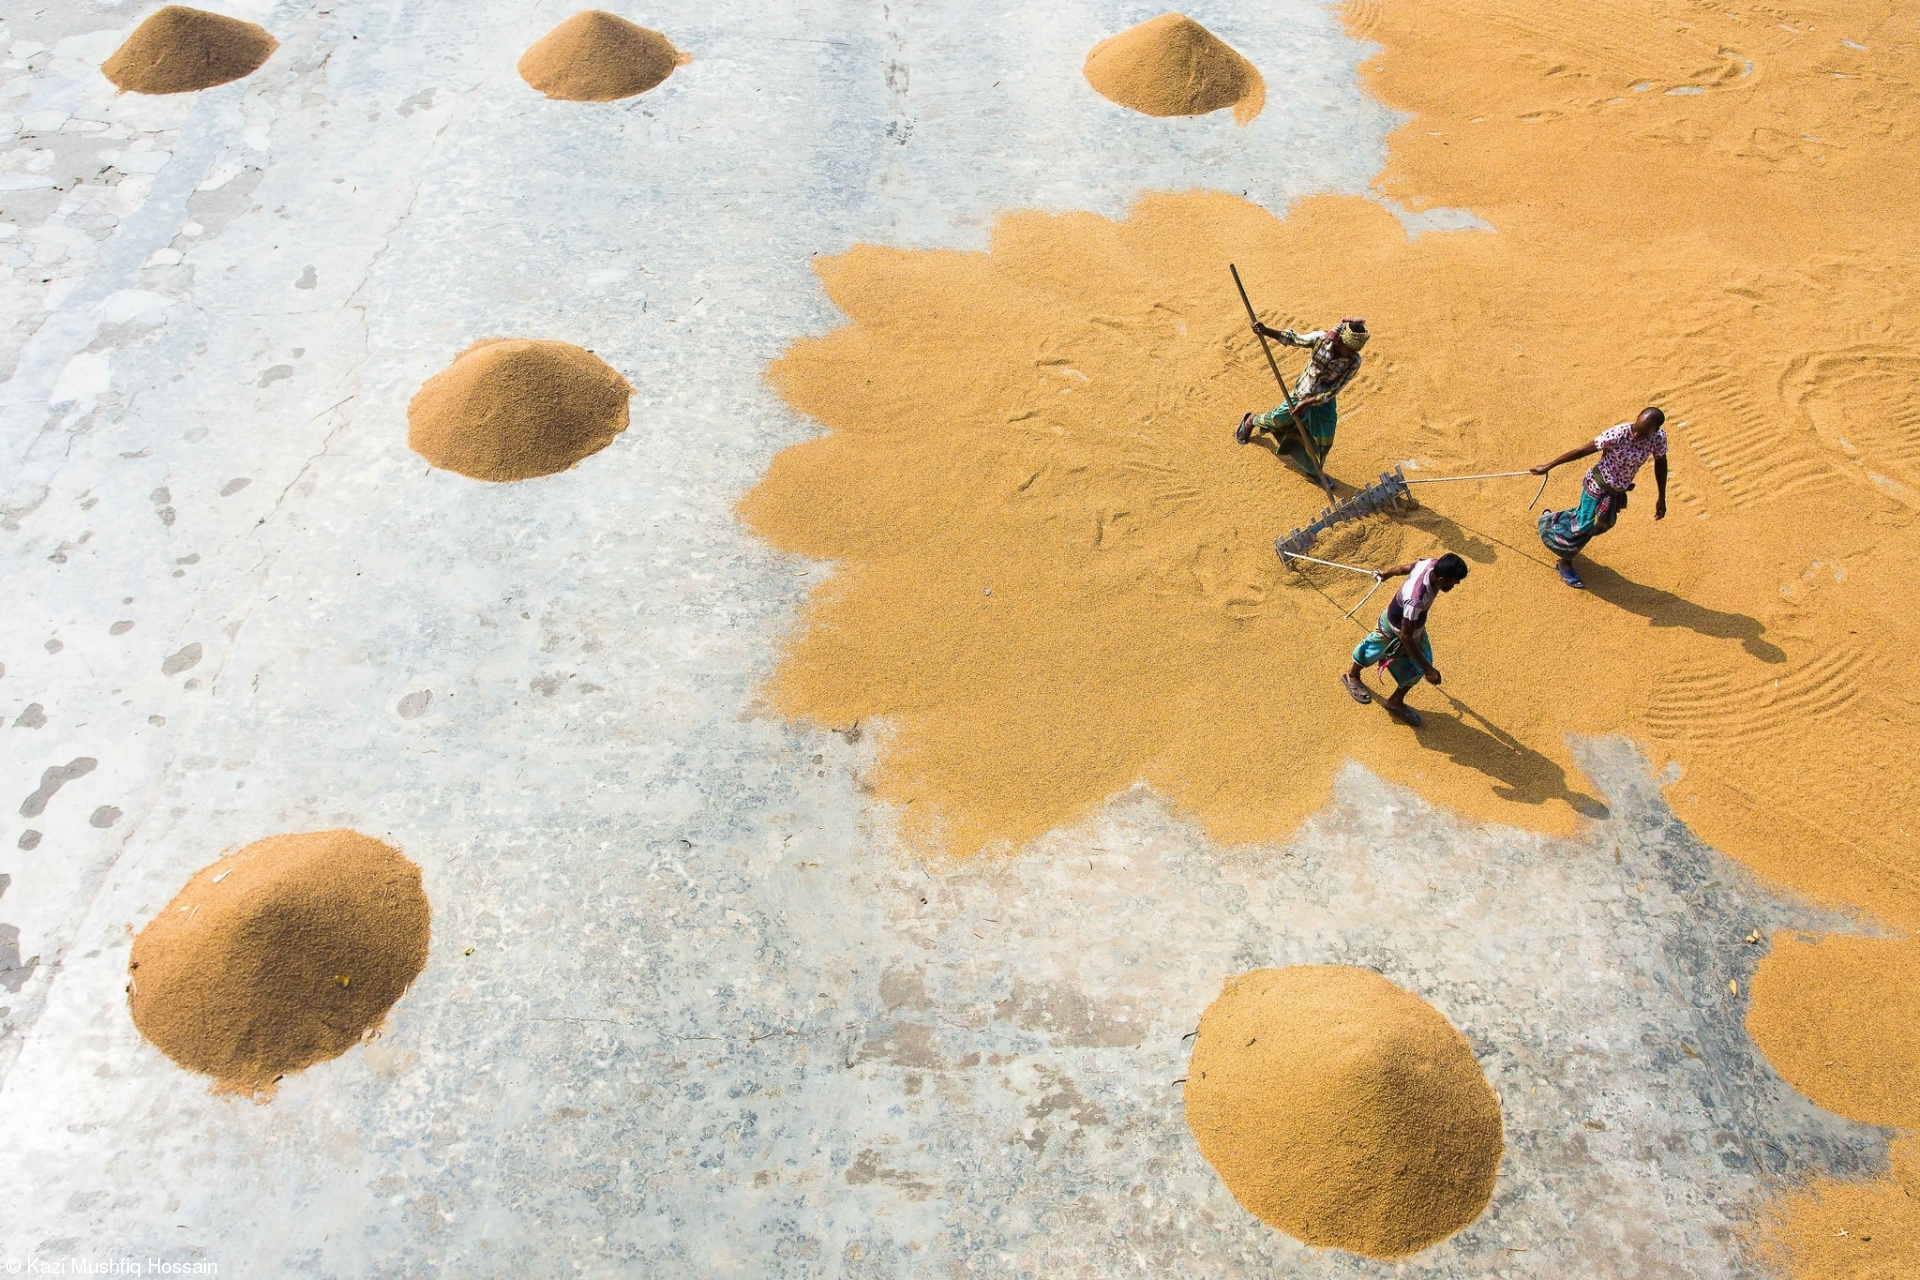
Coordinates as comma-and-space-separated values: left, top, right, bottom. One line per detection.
0, 1, 1888, 1275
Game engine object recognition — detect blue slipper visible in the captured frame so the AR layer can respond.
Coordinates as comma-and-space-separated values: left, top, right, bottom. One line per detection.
1236, 413, 1254, 445
1556, 562, 1585, 589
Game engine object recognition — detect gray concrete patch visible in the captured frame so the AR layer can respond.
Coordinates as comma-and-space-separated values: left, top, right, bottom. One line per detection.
18, 755, 96, 818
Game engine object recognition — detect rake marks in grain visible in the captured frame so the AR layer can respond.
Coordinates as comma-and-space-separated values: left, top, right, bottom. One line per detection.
1675, 371, 1842, 508
1644, 644, 1864, 748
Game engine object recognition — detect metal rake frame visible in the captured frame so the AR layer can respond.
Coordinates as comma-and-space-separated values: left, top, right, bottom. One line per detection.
1274, 467, 1412, 563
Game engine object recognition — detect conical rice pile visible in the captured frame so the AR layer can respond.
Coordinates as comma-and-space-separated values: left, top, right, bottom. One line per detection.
518, 10, 689, 102
408, 338, 633, 482
1084, 13, 1265, 124
102, 5, 278, 95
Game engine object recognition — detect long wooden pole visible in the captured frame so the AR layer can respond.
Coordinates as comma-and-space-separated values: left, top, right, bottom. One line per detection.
1229, 263, 1334, 499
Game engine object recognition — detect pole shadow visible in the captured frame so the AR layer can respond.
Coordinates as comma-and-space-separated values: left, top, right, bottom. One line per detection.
1577, 563, 1786, 663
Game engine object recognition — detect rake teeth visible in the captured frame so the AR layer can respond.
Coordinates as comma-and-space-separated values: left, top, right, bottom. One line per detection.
1274, 467, 1410, 564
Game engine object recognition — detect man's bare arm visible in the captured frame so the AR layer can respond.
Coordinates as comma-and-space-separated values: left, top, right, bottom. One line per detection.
1530, 441, 1600, 474
1397, 616, 1440, 683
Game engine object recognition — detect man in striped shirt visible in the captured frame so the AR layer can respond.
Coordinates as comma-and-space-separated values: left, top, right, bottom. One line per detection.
1343, 553, 1470, 727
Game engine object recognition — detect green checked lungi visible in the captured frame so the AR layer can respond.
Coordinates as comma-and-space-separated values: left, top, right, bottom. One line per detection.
1537, 469, 1628, 557
1251, 398, 1338, 474
1352, 608, 1434, 690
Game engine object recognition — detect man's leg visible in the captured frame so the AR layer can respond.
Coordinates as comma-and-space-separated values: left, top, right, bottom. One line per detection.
1295, 402, 1339, 498
1345, 633, 1382, 705
1247, 405, 1290, 437
1280, 418, 1328, 478
1539, 511, 1589, 588
1378, 636, 1429, 726
1541, 485, 1611, 588
1305, 401, 1337, 465
1381, 679, 1422, 726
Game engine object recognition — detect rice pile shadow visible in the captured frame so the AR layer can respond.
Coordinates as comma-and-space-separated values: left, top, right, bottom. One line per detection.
101, 5, 278, 95
1184, 965, 1503, 1258
1083, 13, 1265, 125
518, 10, 690, 103
127, 830, 430, 1098
408, 338, 633, 482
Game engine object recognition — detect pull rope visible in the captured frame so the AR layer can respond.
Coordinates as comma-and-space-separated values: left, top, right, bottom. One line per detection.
1280, 551, 1381, 576
1402, 469, 1535, 484
1401, 466, 1549, 508
1343, 575, 1389, 621
1282, 551, 1389, 623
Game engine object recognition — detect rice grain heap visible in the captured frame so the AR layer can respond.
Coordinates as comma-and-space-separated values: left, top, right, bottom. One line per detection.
1746, 934, 1920, 1130
128, 830, 430, 1097
1083, 13, 1265, 125
1184, 966, 1502, 1258
1752, 1135, 1920, 1279
408, 338, 633, 482
101, 5, 278, 95
518, 10, 689, 102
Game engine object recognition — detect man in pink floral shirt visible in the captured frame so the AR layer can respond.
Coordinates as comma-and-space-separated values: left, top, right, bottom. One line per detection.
1530, 407, 1669, 588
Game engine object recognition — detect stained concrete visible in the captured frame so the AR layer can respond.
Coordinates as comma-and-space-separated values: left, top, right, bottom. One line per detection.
0, 0, 1888, 1275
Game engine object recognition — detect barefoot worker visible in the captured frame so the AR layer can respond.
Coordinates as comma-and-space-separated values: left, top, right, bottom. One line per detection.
1237, 318, 1369, 475
1342, 553, 1469, 727
1531, 407, 1669, 589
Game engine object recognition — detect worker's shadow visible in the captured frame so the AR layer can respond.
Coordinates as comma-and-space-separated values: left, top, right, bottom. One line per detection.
1396, 503, 1503, 566
1577, 563, 1786, 664
1247, 431, 1320, 478
1413, 691, 1610, 818
1249, 448, 1404, 522
1245, 430, 1284, 461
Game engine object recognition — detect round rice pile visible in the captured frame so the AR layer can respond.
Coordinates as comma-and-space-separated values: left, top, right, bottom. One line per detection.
518, 10, 688, 102
1185, 965, 1503, 1257
408, 338, 633, 482
128, 830, 430, 1097
1083, 13, 1265, 124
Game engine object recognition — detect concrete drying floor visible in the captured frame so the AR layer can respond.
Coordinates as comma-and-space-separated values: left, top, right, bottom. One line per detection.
0, 1, 1892, 1275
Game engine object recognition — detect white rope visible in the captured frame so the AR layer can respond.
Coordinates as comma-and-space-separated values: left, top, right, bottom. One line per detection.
1281, 551, 1381, 576
1402, 469, 1535, 484
1528, 471, 1551, 510
1343, 575, 1389, 620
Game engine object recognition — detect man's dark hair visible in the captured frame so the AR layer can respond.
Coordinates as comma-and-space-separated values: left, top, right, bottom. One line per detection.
1435, 552, 1469, 582
1639, 406, 1666, 428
